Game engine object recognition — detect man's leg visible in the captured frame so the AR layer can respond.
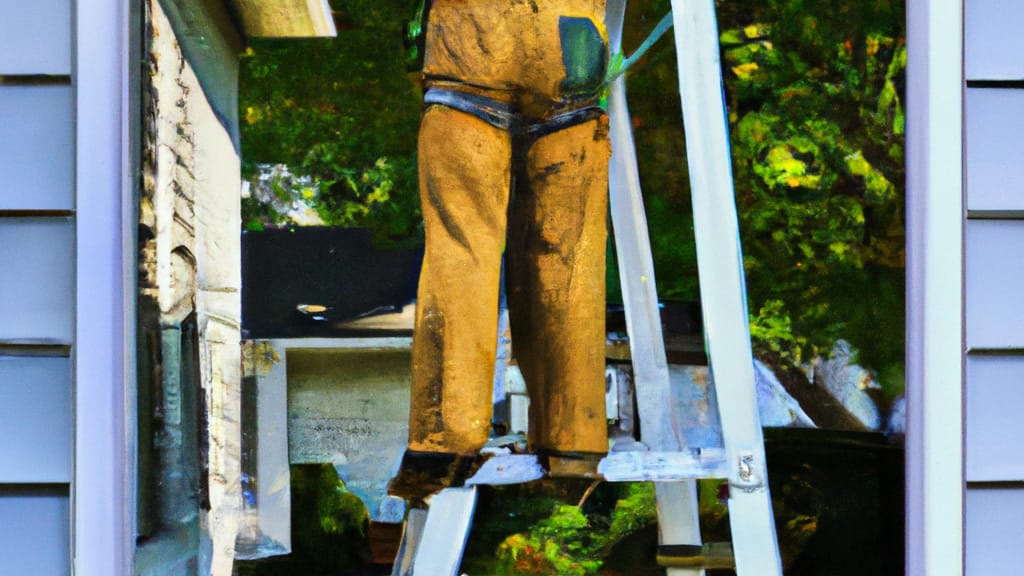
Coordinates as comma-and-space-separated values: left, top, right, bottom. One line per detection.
407, 105, 512, 456
507, 117, 611, 457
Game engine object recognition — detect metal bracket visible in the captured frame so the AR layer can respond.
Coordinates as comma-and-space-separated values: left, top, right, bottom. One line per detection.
731, 451, 764, 493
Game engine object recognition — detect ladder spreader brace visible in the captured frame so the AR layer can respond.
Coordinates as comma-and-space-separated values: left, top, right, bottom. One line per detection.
394, 1, 783, 574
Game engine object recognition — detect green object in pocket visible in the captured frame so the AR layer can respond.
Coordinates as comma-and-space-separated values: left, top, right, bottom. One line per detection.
559, 16, 608, 101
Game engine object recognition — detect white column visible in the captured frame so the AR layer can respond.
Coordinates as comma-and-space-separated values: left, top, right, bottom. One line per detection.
74, 0, 133, 573
905, 0, 964, 574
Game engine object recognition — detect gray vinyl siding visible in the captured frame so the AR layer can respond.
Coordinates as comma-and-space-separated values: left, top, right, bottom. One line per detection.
964, 0, 1024, 572
965, 356, 1024, 481
0, 0, 71, 75
0, 0, 74, 573
965, 221, 1024, 349
966, 89, 1024, 214
0, 487, 71, 575
0, 219, 75, 342
0, 85, 74, 210
966, 487, 1024, 574
0, 357, 72, 483
965, 0, 1024, 81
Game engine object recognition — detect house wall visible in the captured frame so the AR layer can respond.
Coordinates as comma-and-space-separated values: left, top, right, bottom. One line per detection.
963, 0, 1024, 573
2, 1, 135, 572
0, 1, 75, 573
135, 1, 244, 574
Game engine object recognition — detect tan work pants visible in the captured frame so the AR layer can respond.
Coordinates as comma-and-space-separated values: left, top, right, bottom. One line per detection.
408, 0, 611, 457
409, 105, 610, 456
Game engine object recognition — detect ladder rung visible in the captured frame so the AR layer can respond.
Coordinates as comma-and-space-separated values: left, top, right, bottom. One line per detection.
466, 454, 545, 486
599, 449, 728, 482
657, 542, 735, 569
464, 449, 730, 486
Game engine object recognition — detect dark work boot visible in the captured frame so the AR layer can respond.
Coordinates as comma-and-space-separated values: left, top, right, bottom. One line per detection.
537, 450, 606, 479
387, 450, 488, 507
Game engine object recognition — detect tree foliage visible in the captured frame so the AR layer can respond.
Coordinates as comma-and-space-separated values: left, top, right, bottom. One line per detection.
239, 0, 423, 242
493, 483, 657, 575
719, 0, 906, 389
236, 464, 370, 575
620, 0, 905, 391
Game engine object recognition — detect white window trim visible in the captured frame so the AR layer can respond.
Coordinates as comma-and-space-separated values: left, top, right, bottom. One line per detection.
906, 0, 965, 575
73, 0, 133, 573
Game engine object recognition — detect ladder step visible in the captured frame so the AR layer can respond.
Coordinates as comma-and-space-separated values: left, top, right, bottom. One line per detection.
465, 454, 545, 485
463, 449, 729, 485
599, 449, 728, 482
657, 542, 735, 570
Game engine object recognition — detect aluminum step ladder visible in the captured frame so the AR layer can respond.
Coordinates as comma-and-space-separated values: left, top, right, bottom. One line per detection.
393, 1, 782, 574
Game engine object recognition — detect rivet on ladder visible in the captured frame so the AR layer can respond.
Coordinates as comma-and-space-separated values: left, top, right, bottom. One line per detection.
734, 451, 763, 492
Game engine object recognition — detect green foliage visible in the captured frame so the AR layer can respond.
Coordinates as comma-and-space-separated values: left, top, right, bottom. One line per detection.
292, 464, 369, 564
239, 0, 423, 243
309, 155, 399, 225
616, 0, 906, 385
715, 0, 906, 380
497, 505, 605, 575
236, 464, 369, 575
605, 482, 658, 538
493, 483, 658, 575
749, 299, 809, 364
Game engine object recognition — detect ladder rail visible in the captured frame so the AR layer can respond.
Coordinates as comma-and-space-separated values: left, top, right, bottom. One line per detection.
606, 3, 704, 575
606, 0, 683, 456
391, 508, 428, 576
406, 487, 478, 576
669, 0, 783, 572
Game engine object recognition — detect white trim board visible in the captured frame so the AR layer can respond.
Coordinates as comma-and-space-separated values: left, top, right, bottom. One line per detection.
905, 0, 965, 574
74, 0, 132, 573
